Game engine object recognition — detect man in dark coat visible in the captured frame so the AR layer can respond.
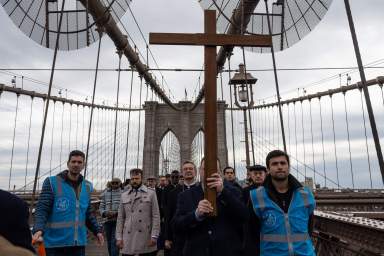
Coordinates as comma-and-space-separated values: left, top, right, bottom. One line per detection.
0, 189, 34, 254
173, 160, 248, 256
242, 165, 267, 256
165, 163, 198, 256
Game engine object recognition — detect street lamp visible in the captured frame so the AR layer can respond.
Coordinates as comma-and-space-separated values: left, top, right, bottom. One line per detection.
229, 64, 257, 168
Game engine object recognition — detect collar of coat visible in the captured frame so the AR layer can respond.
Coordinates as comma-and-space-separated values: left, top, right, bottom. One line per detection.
128, 184, 148, 194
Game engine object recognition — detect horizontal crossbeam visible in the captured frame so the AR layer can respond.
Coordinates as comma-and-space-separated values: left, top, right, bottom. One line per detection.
149, 33, 272, 47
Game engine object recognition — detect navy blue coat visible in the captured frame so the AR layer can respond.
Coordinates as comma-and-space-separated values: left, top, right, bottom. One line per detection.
173, 181, 248, 256
0, 189, 34, 253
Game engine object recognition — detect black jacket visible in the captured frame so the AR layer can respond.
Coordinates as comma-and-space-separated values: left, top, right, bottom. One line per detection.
165, 183, 197, 256
173, 181, 248, 256
0, 189, 35, 253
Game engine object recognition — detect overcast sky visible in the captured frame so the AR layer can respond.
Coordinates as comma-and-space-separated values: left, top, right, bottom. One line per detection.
0, 0, 384, 189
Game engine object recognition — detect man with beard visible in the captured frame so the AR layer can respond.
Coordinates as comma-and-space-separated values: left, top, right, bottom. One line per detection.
32, 150, 104, 256
249, 150, 316, 256
164, 162, 198, 256
116, 168, 160, 256
173, 159, 247, 256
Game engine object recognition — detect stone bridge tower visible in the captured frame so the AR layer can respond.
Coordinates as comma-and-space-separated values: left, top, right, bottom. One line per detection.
142, 101, 228, 178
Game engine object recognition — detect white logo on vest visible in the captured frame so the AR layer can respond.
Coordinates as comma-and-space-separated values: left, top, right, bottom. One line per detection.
263, 211, 277, 228
55, 197, 70, 212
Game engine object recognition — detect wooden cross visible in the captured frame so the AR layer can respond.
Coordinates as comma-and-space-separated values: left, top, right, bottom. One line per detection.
149, 10, 272, 216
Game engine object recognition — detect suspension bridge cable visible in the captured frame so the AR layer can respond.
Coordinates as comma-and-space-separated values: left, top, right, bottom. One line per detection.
112, 51, 123, 179
30, 0, 67, 216
123, 68, 135, 181
264, 0, 287, 152
81, 106, 86, 151
318, 98, 327, 187
59, 102, 65, 167
137, 77, 143, 168
68, 103, 73, 152
84, 28, 103, 179
75, 105, 79, 149
308, 100, 317, 185
330, 95, 340, 188
300, 101, 307, 179
8, 92, 20, 190
359, 89, 373, 189
342, 92, 355, 189
253, 130, 342, 187
287, 103, 291, 153
227, 55, 236, 169
293, 102, 299, 177
24, 97, 34, 191
49, 103, 56, 176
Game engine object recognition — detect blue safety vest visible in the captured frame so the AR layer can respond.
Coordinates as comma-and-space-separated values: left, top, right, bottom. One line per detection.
250, 186, 315, 256
44, 176, 92, 248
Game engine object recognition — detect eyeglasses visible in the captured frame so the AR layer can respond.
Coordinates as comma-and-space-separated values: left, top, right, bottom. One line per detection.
111, 182, 120, 185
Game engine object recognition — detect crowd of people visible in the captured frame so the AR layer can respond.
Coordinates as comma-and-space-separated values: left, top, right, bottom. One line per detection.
0, 149, 316, 256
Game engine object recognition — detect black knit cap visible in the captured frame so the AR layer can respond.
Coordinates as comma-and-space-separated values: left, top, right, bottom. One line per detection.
248, 164, 267, 172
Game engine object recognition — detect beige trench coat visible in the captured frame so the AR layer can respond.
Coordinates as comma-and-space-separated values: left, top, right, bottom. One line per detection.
115, 185, 160, 255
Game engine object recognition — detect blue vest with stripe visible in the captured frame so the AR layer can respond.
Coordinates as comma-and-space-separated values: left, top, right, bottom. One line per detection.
44, 176, 92, 248
250, 186, 315, 256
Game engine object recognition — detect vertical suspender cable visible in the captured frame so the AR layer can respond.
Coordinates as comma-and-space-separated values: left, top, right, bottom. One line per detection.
309, 100, 316, 185
379, 83, 384, 107
219, 70, 224, 100
75, 105, 79, 149
31, 0, 66, 215
287, 103, 291, 153
68, 103, 72, 151
84, 28, 103, 179
8, 92, 20, 190
59, 102, 65, 166
319, 97, 327, 187
293, 102, 298, 177
272, 105, 275, 145
330, 95, 340, 188
112, 51, 123, 179
123, 68, 135, 181
137, 77, 143, 168
359, 89, 373, 188
227, 56, 236, 169
264, 0, 287, 152
49, 102, 56, 176
300, 101, 306, 179
24, 97, 34, 191
82, 105, 85, 151
343, 92, 355, 188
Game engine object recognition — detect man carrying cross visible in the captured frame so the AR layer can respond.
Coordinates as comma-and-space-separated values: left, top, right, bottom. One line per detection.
150, 8, 272, 256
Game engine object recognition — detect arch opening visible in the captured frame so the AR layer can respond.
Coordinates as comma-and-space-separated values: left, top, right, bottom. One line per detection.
158, 130, 181, 175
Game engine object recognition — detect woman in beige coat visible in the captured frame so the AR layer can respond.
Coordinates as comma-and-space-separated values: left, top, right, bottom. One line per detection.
116, 168, 160, 256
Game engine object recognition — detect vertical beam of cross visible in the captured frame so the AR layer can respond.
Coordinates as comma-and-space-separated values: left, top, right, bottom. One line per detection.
203, 10, 218, 215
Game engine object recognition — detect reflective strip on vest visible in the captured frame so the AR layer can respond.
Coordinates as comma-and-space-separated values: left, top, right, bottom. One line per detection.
284, 214, 294, 256
256, 187, 266, 211
298, 188, 309, 207
46, 221, 85, 229
56, 176, 63, 197
261, 233, 310, 243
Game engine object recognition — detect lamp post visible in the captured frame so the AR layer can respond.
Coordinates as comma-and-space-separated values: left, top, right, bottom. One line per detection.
229, 64, 257, 168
